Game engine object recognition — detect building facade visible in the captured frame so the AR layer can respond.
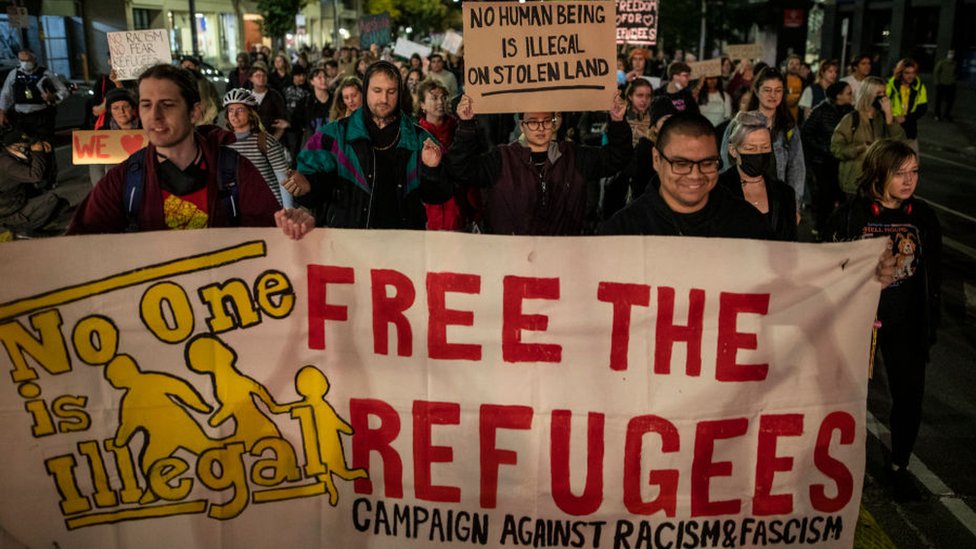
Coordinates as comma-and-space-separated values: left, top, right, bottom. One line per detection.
819, 0, 976, 79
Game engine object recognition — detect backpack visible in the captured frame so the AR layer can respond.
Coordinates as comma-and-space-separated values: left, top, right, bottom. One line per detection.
122, 147, 241, 232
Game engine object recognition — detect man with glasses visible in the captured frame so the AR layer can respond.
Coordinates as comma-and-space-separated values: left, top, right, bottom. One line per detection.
446, 94, 630, 235
599, 112, 773, 238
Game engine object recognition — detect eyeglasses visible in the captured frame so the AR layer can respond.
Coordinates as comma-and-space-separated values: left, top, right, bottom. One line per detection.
656, 147, 722, 175
226, 106, 249, 115
759, 87, 784, 95
521, 118, 557, 131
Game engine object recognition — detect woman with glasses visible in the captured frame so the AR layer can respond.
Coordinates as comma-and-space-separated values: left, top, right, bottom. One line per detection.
826, 140, 941, 502
446, 94, 631, 235
830, 76, 905, 197
730, 67, 806, 212
719, 111, 797, 241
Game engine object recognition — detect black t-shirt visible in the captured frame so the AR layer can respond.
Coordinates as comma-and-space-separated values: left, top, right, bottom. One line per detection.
858, 207, 923, 322
598, 183, 774, 239
364, 115, 402, 229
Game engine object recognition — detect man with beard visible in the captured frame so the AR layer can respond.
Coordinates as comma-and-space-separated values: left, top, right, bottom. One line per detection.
296, 61, 449, 228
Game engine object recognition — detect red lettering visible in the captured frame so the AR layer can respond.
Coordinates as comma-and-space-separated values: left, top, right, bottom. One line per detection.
502, 276, 561, 363
551, 411, 604, 515
654, 287, 705, 375
810, 411, 855, 512
349, 398, 403, 497
371, 269, 415, 357
597, 282, 650, 371
427, 272, 482, 361
94, 134, 111, 158
753, 414, 803, 515
306, 265, 354, 350
624, 415, 680, 516
73, 134, 97, 158
715, 292, 769, 382
691, 418, 748, 516
413, 401, 461, 503
479, 404, 533, 508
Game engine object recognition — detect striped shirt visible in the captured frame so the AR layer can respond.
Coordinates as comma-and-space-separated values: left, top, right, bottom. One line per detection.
228, 131, 291, 206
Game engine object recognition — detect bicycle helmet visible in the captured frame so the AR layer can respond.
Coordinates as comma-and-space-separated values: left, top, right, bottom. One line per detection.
223, 88, 258, 108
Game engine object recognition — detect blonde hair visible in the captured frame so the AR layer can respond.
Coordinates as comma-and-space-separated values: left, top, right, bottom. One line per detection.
855, 76, 886, 113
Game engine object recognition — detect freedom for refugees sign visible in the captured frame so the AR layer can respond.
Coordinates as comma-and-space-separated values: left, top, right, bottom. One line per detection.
462, 1, 617, 113
0, 230, 883, 548
616, 0, 658, 45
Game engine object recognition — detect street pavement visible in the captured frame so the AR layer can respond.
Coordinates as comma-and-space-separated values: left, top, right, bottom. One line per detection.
20, 80, 976, 548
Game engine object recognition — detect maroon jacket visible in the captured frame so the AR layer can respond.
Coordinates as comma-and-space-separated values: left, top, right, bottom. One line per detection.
67, 126, 279, 234
446, 118, 632, 235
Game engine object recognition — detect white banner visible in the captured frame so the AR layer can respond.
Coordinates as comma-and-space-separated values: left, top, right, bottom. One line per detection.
108, 29, 173, 81
0, 230, 884, 548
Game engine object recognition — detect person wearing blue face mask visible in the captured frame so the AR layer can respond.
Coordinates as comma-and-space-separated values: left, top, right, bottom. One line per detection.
0, 49, 69, 143
719, 110, 798, 241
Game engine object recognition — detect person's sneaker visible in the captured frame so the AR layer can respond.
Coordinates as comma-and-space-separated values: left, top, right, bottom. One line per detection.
889, 466, 925, 502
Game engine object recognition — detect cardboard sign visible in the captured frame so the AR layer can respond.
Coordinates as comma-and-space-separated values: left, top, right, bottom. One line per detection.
0, 230, 883, 548
71, 130, 146, 165
463, 1, 617, 114
688, 58, 723, 80
442, 30, 463, 55
358, 12, 391, 48
724, 43, 764, 61
616, 0, 658, 45
6, 6, 28, 29
392, 37, 431, 61
108, 29, 173, 81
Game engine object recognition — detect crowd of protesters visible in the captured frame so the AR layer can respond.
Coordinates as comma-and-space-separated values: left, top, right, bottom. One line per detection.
0, 37, 950, 504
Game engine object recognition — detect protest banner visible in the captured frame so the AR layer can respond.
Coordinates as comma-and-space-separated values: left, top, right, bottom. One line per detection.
393, 37, 432, 61
442, 30, 464, 55
462, 1, 617, 113
616, 0, 658, 45
359, 12, 392, 48
108, 29, 172, 81
71, 130, 145, 165
724, 43, 764, 61
688, 58, 723, 80
0, 229, 884, 548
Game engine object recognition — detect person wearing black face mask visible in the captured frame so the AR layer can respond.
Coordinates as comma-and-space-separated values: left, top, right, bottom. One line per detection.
719, 111, 798, 241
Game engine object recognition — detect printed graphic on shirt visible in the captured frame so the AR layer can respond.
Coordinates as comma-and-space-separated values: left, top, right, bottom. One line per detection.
163, 191, 209, 230
861, 222, 920, 288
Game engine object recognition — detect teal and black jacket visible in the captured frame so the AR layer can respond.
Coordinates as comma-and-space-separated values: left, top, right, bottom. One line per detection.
297, 108, 451, 228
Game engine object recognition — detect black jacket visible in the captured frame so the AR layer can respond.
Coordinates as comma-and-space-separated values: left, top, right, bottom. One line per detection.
598, 182, 774, 239
718, 168, 798, 241
801, 100, 851, 164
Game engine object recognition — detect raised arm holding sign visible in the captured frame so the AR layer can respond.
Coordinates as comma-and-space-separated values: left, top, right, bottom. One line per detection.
462, 1, 618, 114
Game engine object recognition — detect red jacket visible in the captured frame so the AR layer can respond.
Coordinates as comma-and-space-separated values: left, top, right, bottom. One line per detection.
420, 116, 480, 231
67, 126, 279, 234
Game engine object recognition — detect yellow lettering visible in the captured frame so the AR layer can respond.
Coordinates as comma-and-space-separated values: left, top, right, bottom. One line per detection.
140, 282, 194, 343
0, 310, 71, 382
104, 439, 144, 504
148, 457, 192, 501
197, 443, 249, 519
72, 315, 119, 365
45, 454, 92, 515
254, 270, 295, 319
53, 394, 90, 433
77, 440, 118, 508
198, 278, 261, 333
250, 437, 303, 487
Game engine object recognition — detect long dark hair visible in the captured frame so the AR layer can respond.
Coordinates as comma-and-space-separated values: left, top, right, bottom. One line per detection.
697, 76, 725, 105
747, 67, 795, 134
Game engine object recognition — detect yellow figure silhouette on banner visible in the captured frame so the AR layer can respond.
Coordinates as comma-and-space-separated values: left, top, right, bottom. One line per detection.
286, 366, 368, 506
185, 334, 287, 451
104, 354, 220, 478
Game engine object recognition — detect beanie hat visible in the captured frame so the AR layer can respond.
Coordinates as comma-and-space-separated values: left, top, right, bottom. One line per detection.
104, 88, 136, 111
